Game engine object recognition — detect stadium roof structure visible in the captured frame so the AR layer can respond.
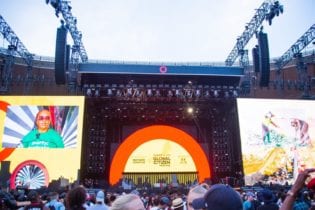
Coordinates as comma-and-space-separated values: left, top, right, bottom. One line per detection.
79, 62, 244, 87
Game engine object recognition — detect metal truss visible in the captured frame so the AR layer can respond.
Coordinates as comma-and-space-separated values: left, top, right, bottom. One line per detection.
0, 47, 15, 92
225, 0, 283, 67
0, 15, 33, 93
275, 24, 315, 70
274, 24, 315, 98
0, 15, 33, 66
47, 0, 88, 63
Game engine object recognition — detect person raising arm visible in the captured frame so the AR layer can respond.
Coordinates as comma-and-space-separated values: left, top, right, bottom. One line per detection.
280, 168, 315, 210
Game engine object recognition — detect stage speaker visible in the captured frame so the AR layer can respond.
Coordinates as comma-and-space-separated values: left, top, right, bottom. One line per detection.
66, 44, 70, 72
252, 45, 260, 73
258, 32, 270, 87
55, 26, 68, 85
0, 161, 10, 187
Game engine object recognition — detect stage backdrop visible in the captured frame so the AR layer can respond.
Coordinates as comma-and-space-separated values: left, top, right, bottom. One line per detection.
124, 139, 196, 173
0, 96, 84, 189
237, 98, 315, 185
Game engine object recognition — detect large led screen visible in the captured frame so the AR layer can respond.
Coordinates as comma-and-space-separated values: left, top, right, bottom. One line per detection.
237, 98, 315, 185
0, 96, 84, 189
2, 105, 79, 148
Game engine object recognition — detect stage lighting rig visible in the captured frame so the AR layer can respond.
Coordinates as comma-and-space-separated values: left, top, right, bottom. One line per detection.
225, 0, 283, 67
0, 15, 34, 93
266, 1, 284, 25
274, 24, 315, 97
0, 16, 33, 67
46, 0, 88, 63
275, 24, 315, 71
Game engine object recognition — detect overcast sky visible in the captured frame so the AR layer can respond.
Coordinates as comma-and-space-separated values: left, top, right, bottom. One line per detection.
0, 0, 314, 63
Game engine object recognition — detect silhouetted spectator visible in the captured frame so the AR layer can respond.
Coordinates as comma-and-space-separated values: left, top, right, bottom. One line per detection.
192, 184, 243, 210
66, 186, 87, 210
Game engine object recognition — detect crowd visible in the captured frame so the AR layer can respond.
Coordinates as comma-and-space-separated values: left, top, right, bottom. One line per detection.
1, 169, 315, 210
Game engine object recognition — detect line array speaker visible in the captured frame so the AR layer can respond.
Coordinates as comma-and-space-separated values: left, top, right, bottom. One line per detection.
252, 45, 260, 73
258, 32, 270, 87
55, 26, 68, 85
66, 44, 70, 72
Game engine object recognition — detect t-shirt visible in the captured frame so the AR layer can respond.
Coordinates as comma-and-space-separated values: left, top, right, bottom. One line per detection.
243, 200, 254, 210
21, 129, 64, 148
45, 199, 66, 210
257, 203, 279, 210
23, 202, 45, 210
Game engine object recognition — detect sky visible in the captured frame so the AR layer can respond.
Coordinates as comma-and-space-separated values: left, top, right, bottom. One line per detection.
0, 0, 314, 63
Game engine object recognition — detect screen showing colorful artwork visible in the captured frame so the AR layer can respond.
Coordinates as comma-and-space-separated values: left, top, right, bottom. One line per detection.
237, 98, 315, 185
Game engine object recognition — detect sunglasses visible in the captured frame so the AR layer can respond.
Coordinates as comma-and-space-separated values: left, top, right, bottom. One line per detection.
37, 116, 50, 121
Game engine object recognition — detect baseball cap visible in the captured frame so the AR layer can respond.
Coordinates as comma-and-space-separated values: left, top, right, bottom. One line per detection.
258, 189, 275, 204
192, 184, 242, 210
246, 192, 255, 198
96, 190, 105, 203
160, 196, 170, 205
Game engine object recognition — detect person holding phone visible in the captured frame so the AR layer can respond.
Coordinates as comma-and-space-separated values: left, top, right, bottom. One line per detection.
21, 109, 64, 148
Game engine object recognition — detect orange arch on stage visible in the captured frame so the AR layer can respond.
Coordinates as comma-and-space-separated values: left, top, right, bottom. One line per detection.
0, 101, 15, 161
109, 125, 210, 185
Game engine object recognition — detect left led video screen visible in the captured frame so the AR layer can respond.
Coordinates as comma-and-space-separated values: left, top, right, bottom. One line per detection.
0, 96, 85, 189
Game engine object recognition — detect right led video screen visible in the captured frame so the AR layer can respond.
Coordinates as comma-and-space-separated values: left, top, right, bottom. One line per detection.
237, 98, 315, 185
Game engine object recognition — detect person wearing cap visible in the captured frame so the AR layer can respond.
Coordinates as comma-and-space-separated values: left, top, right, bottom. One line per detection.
256, 189, 278, 210
110, 193, 145, 210
243, 192, 256, 210
191, 184, 243, 210
45, 191, 65, 210
186, 183, 208, 210
87, 190, 109, 210
171, 197, 185, 210
155, 196, 170, 210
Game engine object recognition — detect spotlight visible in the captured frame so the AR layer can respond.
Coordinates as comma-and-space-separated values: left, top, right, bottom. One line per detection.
116, 89, 122, 97
187, 107, 194, 114
155, 90, 161, 97
147, 89, 153, 97
95, 89, 100, 97
224, 91, 229, 98
266, 1, 283, 25
107, 88, 113, 96
126, 87, 132, 96
195, 89, 201, 97
86, 88, 92, 96
175, 89, 181, 97
134, 89, 141, 97
186, 89, 193, 98
213, 90, 219, 98
204, 90, 210, 98
233, 90, 238, 97
167, 90, 173, 97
